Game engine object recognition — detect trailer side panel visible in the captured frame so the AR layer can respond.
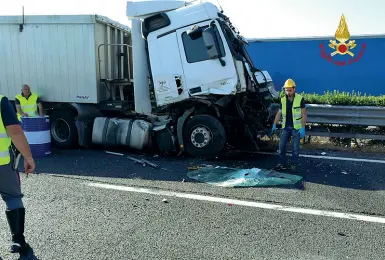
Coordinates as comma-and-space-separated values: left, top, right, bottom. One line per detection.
0, 18, 99, 103
246, 35, 385, 96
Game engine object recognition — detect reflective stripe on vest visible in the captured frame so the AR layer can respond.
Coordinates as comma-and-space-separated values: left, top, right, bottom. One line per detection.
0, 95, 11, 165
281, 94, 303, 130
15, 93, 38, 120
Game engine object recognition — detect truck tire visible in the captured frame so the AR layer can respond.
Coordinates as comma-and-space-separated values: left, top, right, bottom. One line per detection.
50, 110, 78, 149
183, 115, 226, 158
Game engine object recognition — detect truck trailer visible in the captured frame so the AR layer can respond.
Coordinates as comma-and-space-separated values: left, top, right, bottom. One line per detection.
0, 1, 279, 158
246, 35, 385, 96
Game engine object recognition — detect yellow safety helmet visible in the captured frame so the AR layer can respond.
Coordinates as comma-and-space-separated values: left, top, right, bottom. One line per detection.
283, 78, 296, 89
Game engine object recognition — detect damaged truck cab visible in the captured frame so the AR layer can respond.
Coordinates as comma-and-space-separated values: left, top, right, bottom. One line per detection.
146, 5, 241, 106
122, 1, 279, 157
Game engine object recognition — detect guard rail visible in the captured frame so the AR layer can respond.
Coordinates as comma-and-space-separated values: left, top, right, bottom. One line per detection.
306, 104, 385, 127
270, 103, 385, 140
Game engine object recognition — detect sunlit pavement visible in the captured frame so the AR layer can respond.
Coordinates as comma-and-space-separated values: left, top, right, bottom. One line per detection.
1, 149, 384, 259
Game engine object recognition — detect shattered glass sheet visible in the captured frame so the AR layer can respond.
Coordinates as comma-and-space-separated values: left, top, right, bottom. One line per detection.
187, 166, 303, 187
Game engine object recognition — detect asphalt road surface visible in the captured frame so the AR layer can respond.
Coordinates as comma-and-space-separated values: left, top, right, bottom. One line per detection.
0, 148, 384, 260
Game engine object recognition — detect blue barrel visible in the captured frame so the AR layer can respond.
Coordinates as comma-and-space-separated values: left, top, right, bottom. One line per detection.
21, 116, 52, 157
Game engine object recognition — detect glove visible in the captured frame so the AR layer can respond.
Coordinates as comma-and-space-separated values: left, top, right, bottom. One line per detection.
299, 127, 305, 138
270, 124, 277, 136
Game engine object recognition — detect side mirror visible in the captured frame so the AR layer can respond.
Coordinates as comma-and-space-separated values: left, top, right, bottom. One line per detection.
187, 25, 203, 40
202, 27, 220, 59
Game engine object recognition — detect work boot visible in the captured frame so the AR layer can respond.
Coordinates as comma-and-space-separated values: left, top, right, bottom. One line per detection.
17, 248, 38, 260
5, 208, 36, 258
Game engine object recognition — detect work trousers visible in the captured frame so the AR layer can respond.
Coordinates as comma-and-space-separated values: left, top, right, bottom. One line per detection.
0, 155, 24, 210
278, 127, 301, 165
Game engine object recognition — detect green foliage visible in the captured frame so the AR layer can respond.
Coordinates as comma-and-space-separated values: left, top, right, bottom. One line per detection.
275, 90, 385, 107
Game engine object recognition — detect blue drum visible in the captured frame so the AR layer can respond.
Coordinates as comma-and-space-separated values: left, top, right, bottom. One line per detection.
21, 116, 52, 157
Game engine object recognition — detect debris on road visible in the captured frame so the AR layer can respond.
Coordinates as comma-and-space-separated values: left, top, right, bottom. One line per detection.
187, 166, 303, 187
321, 152, 327, 156
162, 198, 168, 203
127, 156, 172, 172
127, 155, 147, 166
106, 151, 124, 156
141, 158, 160, 169
342, 171, 348, 175
188, 166, 204, 171
106, 151, 171, 171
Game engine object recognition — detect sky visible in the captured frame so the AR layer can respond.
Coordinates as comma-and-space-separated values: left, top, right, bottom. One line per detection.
0, 0, 384, 38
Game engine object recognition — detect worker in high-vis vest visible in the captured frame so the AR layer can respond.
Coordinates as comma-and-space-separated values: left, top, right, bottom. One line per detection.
15, 84, 44, 121
271, 78, 307, 172
0, 94, 37, 258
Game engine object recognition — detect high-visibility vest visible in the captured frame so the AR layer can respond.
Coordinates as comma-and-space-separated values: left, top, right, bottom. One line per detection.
281, 94, 303, 130
15, 93, 39, 121
0, 95, 12, 165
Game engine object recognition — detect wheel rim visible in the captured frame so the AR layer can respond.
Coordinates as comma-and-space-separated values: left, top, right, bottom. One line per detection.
51, 119, 71, 143
190, 126, 212, 148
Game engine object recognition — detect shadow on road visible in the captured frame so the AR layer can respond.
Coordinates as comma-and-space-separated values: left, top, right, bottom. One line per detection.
23, 147, 385, 191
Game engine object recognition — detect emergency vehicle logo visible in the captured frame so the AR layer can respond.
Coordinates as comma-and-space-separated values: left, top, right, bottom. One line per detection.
320, 14, 366, 66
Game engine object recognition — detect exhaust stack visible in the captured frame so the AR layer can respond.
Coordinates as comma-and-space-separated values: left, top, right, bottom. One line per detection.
131, 19, 151, 115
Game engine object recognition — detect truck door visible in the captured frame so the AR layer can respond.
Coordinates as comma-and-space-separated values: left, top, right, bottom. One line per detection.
176, 21, 238, 96
148, 32, 188, 107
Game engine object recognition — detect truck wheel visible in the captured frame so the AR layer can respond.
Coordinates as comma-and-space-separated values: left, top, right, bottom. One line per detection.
50, 110, 78, 149
183, 115, 226, 158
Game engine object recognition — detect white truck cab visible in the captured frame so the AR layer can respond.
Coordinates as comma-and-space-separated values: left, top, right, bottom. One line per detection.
116, 1, 279, 157
145, 3, 240, 106
127, 0, 278, 111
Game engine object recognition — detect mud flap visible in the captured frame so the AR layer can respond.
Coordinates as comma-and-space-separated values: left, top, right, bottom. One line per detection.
177, 107, 195, 154
75, 120, 94, 148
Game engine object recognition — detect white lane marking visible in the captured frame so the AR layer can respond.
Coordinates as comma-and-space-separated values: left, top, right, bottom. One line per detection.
88, 182, 385, 224
256, 151, 385, 164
